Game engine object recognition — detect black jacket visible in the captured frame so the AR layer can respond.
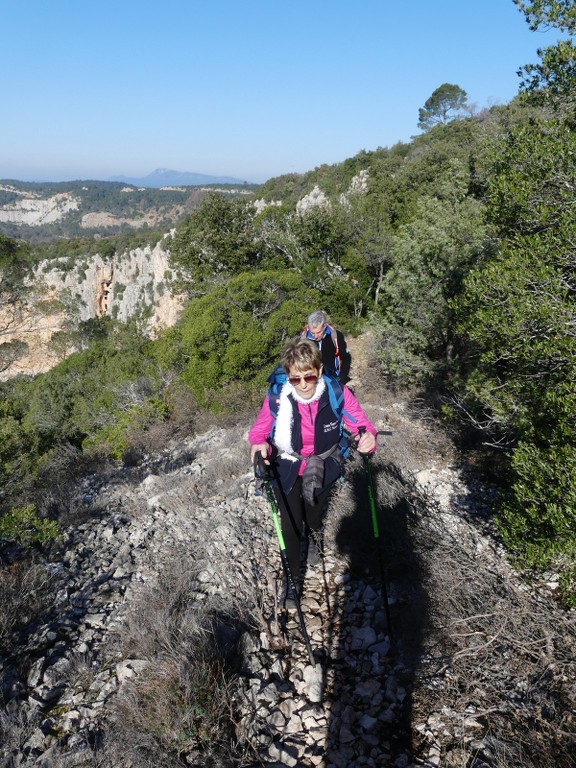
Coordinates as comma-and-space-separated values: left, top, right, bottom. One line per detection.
306, 327, 351, 383
272, 387, 345, 494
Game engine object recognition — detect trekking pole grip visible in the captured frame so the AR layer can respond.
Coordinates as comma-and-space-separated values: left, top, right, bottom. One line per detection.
253, 450, 267, 478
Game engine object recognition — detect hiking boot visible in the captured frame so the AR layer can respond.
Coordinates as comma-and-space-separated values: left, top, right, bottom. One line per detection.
307, 536, 321, 567
306, 529, 324, 567
281, 579, 298, 609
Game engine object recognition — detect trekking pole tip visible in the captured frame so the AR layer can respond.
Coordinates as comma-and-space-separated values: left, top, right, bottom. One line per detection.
304, 661, 324, 702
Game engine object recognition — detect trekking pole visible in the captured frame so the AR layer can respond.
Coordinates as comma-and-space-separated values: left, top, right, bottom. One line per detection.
357, 427, 393, 641
254, 452, 316, 667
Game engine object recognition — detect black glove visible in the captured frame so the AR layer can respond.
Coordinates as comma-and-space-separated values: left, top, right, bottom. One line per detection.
302, 455, 325, 506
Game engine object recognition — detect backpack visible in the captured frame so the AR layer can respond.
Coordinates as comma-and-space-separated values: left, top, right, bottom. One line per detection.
266, 365, 355, 458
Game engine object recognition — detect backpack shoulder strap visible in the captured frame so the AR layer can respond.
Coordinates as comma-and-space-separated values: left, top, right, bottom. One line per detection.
267, 365, 287, 426
326, 324, 342, 374
324, 375, 356, 425
324, 374, 343, 418
326, 324, 339, 354
323, 375, 357, 459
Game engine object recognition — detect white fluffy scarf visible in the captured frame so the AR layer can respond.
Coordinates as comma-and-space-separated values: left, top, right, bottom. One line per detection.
273, 377, 326, 462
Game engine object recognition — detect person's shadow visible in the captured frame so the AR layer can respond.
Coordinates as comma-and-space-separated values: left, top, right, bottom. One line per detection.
324, 451, 430, 765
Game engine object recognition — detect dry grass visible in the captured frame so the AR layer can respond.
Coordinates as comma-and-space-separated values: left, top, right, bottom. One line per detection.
391, 476, 576, 768
0, 708, 44, 765
110, 655, 238, 767
99, 549, 254, 768
0, 558, 55, 644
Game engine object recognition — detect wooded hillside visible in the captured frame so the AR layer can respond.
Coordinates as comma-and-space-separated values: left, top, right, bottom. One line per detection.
0, 180, 255, 243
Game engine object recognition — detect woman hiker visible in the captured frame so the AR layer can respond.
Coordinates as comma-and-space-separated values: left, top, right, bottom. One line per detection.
248, 337, 377, 606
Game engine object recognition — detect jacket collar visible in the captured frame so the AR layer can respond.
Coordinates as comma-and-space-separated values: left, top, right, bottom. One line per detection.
274, 378, 326, 459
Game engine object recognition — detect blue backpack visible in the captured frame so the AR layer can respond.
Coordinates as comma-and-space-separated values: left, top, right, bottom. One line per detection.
266, 365, 355, 458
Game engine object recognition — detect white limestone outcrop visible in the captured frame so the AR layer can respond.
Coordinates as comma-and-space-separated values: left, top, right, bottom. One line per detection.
0, 186, 80, 226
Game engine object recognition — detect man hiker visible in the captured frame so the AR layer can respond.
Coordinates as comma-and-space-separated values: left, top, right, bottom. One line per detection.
249, 337, 377, 607
302, 310, 352, 384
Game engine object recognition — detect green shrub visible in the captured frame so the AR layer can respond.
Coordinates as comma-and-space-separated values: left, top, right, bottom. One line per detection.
154, 270, 320, 402
83, 398, 169, 461
0, 504, 58, 548
497, 438, 576, 604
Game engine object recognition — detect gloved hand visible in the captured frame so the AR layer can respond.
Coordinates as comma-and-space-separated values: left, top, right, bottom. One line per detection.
302, 455, 325, 506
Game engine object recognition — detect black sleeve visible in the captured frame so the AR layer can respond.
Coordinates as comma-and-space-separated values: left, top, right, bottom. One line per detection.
338, 331, 352, 382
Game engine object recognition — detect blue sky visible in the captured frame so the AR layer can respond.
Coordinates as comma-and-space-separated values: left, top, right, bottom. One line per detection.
0, 0, 560, 184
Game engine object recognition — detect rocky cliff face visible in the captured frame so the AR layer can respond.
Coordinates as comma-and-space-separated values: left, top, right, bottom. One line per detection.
0, 188, 80, 226
36, 234, 182, 328
0, 235, 183, 379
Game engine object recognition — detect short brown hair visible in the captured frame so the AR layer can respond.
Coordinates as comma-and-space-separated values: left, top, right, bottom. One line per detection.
281, 337, 322, 374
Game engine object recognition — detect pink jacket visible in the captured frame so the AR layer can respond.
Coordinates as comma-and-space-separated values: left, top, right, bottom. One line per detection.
248, 385, 377, 470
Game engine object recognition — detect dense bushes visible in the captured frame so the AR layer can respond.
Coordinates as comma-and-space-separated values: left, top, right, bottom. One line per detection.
455, 115, 576, 594
373, 166, 491, 383
0, 321, 166, 509
155, 270, 321, 400
169, 189, 362, 304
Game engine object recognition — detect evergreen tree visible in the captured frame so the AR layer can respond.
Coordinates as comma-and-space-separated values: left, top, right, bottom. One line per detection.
418, 83, 469, 130
514, 0, 576, 96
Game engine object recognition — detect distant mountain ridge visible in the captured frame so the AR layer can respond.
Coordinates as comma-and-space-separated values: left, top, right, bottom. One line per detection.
0, 178, 259, 243
109, 168, 252, 188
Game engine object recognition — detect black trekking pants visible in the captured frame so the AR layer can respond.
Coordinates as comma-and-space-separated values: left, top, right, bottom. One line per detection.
273, 476, 333, 584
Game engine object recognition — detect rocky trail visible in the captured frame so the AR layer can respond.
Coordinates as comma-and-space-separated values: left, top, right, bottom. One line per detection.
1, 335, 575, 767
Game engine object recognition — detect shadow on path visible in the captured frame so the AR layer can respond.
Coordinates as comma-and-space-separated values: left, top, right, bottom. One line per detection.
324, 455, 431, 765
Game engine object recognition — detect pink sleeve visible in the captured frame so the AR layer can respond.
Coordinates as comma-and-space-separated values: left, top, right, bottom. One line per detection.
342, 387, 378, 451
248, 397, 274, 445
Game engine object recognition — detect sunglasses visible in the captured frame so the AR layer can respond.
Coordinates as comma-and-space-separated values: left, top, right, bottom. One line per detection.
288, 374, 319, 386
